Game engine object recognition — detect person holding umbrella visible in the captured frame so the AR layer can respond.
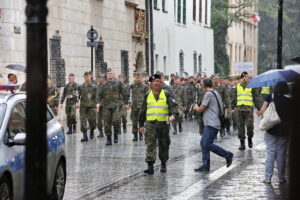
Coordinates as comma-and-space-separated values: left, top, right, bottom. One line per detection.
232, 72, 260, 150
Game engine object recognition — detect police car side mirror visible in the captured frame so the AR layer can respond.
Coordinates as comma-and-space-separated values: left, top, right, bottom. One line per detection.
13, 133, 26, 145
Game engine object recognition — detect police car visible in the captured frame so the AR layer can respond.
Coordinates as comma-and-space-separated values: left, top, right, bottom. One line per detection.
0, 85, 66, 200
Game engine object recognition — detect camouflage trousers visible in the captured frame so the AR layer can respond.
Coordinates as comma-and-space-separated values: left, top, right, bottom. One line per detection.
145, 121, 170, 163
65, 104, 76, 127
103, 106, 121, 136
176, 107, 184, 123
237, 110, 254, 140
224, 109, 232, 131
80, 107, 96, 133
97, 106, 103, 131
130, 107, 142, 134
121, 106, 127, 126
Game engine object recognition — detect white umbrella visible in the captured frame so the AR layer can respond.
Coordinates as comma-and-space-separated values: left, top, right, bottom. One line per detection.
285, 65, 300, 74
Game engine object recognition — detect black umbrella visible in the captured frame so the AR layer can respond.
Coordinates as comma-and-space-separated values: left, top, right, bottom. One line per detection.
291, 54, 300, 63
5, 64, 26, 72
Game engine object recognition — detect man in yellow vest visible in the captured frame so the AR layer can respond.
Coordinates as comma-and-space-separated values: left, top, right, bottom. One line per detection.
139, 74, 179, 175
232, 71, 260, 150
259, 86, 272, 107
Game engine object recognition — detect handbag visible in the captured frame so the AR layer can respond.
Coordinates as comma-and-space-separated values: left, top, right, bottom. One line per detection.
210, 91, 226, 129
259, 94, 281, 131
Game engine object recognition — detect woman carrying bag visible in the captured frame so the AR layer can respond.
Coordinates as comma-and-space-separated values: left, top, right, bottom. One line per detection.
257, 81, 291, 184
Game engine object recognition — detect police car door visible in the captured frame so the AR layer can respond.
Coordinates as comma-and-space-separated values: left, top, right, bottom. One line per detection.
3, 101, 26, 199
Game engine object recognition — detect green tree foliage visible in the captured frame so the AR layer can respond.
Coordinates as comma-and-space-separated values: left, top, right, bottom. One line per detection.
211, 0, 255, 76
258, 0, 300, 73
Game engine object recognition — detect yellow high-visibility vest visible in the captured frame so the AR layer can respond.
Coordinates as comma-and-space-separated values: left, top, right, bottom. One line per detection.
261, 86, 271, 94
146, 89, 169, 121
237, 83, 254, 106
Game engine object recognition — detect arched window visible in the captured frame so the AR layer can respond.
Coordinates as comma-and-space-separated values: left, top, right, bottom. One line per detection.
183, 0, 186, 24
177, 0, 181, 23
179, 50, 184, 76
193, 51, 197, 75
198, 54, 202, 73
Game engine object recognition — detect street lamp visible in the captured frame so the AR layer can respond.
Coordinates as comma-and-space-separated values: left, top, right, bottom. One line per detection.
87, 26, 99, 74
277, 0, 283, 69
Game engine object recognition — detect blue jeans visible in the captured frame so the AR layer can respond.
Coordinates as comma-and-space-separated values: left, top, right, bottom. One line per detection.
264, 132, 288, 181
201, 126, 231, 169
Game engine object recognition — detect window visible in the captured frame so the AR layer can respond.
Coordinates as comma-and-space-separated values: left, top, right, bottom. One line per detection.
193, 0, 196, 20
162, 0, 167, 12
198, 54, 202, 73
177, 0, 181, 23
179, 51, 184, 76
199, 0, 202, 22
205, 0, 208, 24
121, 50, 129, 83
5, 103, 26, 143
174, 0, 177, 20
193, 51, 197, 75
183, 0, 186, 24
155, 54, 159, 71
163, 56, 167, 74
154, 0, 158, 9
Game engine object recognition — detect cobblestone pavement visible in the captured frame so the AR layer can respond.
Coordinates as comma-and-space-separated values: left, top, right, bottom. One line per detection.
61, 113, 288, 200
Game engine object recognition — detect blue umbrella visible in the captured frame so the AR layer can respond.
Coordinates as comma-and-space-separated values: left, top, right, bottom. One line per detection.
247, 69, 300, 88
5, 64, 26, 72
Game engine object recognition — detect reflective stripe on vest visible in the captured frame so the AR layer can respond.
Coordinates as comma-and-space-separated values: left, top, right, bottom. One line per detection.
237, 83, 254, 106
146, 89, 169, 121
261, 86, 271, 94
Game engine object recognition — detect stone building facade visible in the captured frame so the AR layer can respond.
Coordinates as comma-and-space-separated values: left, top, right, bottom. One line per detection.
226, 0, 258, 76
0, 0, 146, 84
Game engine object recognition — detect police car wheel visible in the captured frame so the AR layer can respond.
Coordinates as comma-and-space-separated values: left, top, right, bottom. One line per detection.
0, 175, 12, 200
51, 161, 66, 200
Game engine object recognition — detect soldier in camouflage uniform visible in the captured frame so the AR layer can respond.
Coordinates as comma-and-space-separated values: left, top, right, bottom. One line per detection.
77, 72, 97, 142
213, 76, 229, 137
96, 73, 106, 138
171, 75, 187, 134
119, 74, 130, 134
139, 74, 179, 175
142, 72, 150, 88
97, 68, 130, 145
232, 72, 260, 150
184, 77, 196, 121
223, 79, 233, 135
47, 76, 60, 116
196, 79, 205, 135
60, 73, 79, 134
130, 72, 148, 141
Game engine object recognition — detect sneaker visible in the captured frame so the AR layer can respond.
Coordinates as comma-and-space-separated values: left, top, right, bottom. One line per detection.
226, 152, 233, 167
194, 166, 210, 172
262, 179, 271, 184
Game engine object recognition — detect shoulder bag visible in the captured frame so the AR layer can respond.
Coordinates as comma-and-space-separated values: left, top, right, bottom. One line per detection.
259, 94, 281, 131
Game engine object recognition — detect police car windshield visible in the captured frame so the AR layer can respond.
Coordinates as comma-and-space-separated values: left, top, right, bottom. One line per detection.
0, 104, 7, 129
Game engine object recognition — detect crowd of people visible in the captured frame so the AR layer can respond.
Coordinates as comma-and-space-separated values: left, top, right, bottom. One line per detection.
4, 69, 286, 182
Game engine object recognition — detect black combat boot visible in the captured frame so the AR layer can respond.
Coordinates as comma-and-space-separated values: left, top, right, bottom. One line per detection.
90, 129, 94, 139
66, 126, 72, 135
248, 137, 253, 148
139, 133, 143, 140
238, 139, 246, 150
123, 124, 127, 134
172, 123, 177, 135
178, 122, 183, 133
81, 132, 88, 142
106, 136, 112, 146
160, 162, 167, 173
144, 162, 154, 175
72, 124, 77, 134
220, 129, 225, 137
132, 133, 138, 141
97, 129, 104, 138
114, 134, 118, 143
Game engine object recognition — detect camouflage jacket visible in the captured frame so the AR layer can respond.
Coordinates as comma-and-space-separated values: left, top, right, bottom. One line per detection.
130, 82, 148, 109
60, 82, 79, 105
48, 84, 60, 107
214, 84, 229, 109
78, 82, 97, 107
139, 89, 179, 127
196, 83, 205, 103
97, 78, 129, 108
184, 82, 196, 103
171, 84, 187, 108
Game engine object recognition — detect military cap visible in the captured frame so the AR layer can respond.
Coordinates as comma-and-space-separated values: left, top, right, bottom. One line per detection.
142, 72, 148, 77
119, 74, 126, 78
69, 73, 75, 77
149, 74, 161, 82
107, 68, 114, 72
135, 72, 142, 76
84, 71, 91, 76
174, 74, 181, 79
155, 71, 164, 77
99, 73, 106, 78
240, 71, 248, 78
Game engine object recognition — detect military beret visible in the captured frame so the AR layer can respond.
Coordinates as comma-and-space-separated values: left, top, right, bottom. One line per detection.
149, 74, 161, 82
240, 71, 248, 78
69, 73, 75, 77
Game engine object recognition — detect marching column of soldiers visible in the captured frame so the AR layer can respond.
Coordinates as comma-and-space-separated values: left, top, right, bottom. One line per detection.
47, 70, 269, 171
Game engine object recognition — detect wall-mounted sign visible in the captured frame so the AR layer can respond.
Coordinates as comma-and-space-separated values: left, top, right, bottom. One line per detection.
234, 62, 254, 72
134, 8, 145, 35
